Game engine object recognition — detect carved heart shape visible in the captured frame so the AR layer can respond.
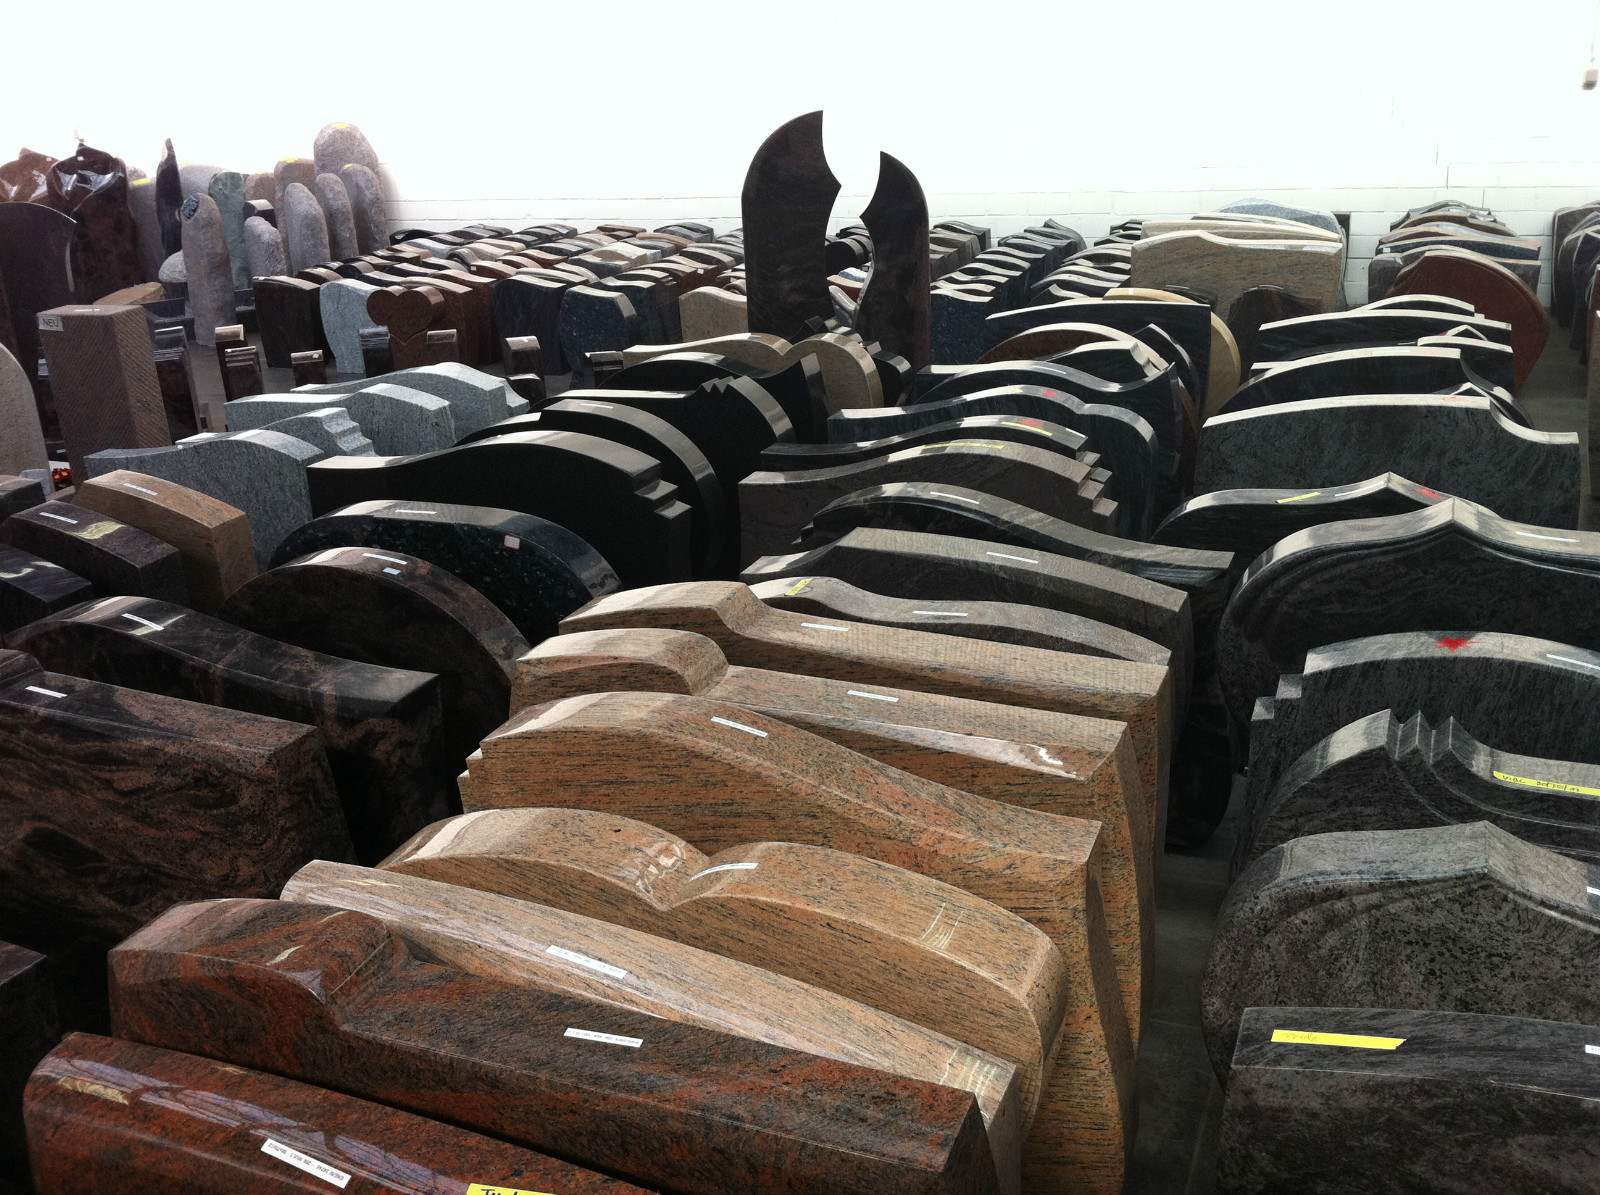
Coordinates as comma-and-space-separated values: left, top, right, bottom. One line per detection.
367, 285, 441, 339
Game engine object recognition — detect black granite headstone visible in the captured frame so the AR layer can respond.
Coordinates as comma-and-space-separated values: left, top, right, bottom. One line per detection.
741, 111, 840, 340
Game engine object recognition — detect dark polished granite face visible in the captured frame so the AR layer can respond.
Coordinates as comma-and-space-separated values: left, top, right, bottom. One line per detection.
271, 499, 619, 643
1387, 250, 1548, 390
1242, 630, 1600, 851
220, 546, 527, 763
462, 400, 727, 578
1, 942, 56, 1195
0, 545, 93, 635
1256, 309, 1514, 360
7, 596, 451, 864
1, 501, 188, 605
741, 525, 1189, 703
0, 477, 45, 520
1222, 344, 1518, 417
760, 414, 1092, 471
1201, 822, 1600, 1078
1194, 396, 1580, 530
856, 152, 932, 374
742, 112, 842, 341
28, 1033, 654, 1194
0, 650, 350, 984
1243, 709, 1600, 869
826, 382, 1158, 538
1152, 472, 1443, 571
110, 899, 997, 1195
1219, 1006, 1600, 1194
1225, 285, 1321, 375
1217, 499, 1600, 731
740, 441, 1117, 562
603, 353, 829, 445
304, 431, 692, 589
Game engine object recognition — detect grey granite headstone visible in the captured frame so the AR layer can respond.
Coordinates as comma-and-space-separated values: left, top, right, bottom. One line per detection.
1194, 396, 1580, 528
158, 251, 185, 293
1244, 709, 1600, 869
83, 429, 322, 567
1241, 629, 1600, 856
195, 406, 372, 458
1214, 198, 1343, 237
128, 176, 165, 281
1218, 1006, 1600, 1194
0, 341, 47, 474
179, 194, 236, 347
559, 285, 639, 370
1201, 821, 1600, 1077
207, 170, 249, 290
313, 122, 381, 176
340, 163, 387, 255
176, 163, 221, 201
225, 384, 453, 455
282, 181, 332, 275
243, 216, 287, 279
291, 361, 518, 436
314, 173, 358, 260
319, 278, 380, 374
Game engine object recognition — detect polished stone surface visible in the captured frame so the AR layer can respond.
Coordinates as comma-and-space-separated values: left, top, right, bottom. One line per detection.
1243, 709, 1600, 868
1241, 630, 1600, 850
110, 898, 997, 1195
1387, 248, 1548, 390
271, 499, 619, 642
1217, 1006, 1600, 1195
378, 808, 1102, 1193
0, 500, 187, 604
9, 596, 451, 863
740, 526, 1187, 700
0, 544, 92, 635
1256, 309, 1514, 360
1222, 345, 1517, 415
1194, 396, 1580, 529
220, 546, 526, 762
0, 649, 350, 963
304, 432, 691, 588
830, 380, 1160, 537
73, 469, 256, 613
38, 304, 171, 481
603, 353, 828, 444
856, 152, 932, 373
291, 361, 519, 438
741, 112, 840, 340
1216, 500, 1600, 730
464, 399, 727, 578
0, 941, 56, 1194
761, 414, 1091, 471
26, 1032, 652, 1194
284, 860, 1026, 1195
740, 442, 1117, 560
562, 580, 1171, 836
1201, 822, 1600, 1077
512, 625, 1151, 1043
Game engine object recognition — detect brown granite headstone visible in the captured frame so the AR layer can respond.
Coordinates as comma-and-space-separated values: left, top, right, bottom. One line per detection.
36, 304, 169, 480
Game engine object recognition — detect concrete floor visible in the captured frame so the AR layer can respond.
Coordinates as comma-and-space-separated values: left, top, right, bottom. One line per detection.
1121, 331, 1591, 1194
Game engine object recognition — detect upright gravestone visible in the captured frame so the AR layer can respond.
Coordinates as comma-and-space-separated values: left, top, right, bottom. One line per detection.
154, 139, 180, 258
242, 215, 286, 279
855, 151, 932, 373
340, 162, 387, 255
741, 111, 840, 339
0, 343, 46, 476
314, 172, 358, 260
205, 170, 249, 290
281, 182, 331, 275
0, 202, 74, 435
313, 121, 381, 176
37, 304, 170, 480
178, 195, 235, 348
126, 175, 165, 282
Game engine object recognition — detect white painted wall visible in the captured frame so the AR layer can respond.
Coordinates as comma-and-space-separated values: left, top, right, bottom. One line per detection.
6, 0, 1600, 300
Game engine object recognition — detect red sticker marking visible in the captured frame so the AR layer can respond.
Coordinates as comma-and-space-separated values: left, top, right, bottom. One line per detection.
1043, 389, 1060, 397
1435, 637, 1472, 652
1417, 487, 1443, 498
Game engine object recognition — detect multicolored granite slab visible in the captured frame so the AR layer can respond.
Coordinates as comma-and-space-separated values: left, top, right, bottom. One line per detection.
1216, 1007, 1600, 1195
8, 596, 451, 863
282, 860, 1026, 1195
1194, 396, 1580, 529
109, 899, 997, 1195
1242, 709, 1600, 868
739, 441, 1118, 561
1201, 822, 1600, 1077
559, 581, 1171, 835
1, 500, 188, 605
26, 1032, 653, 1194
511, 626, 1150, 1041
826, 380, 1159, 538
1216, 500, 1600, 730
269, 500, 619, 642
0, 648, 350, 1001
378, 806, 1120, 1193
740, 527, 1189, 711
1241, 630, 1600, 853
303, 432, 692, 588
220, 546, 528, 762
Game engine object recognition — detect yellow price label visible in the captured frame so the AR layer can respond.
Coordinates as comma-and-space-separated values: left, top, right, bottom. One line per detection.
1271, 1029, 1404, 1050
1494, 770, 1600, 798
1275, 490, 1323, 504
467, 1186, 557, 1195
785, 578, 812, 596
999, 421, 1053, 435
